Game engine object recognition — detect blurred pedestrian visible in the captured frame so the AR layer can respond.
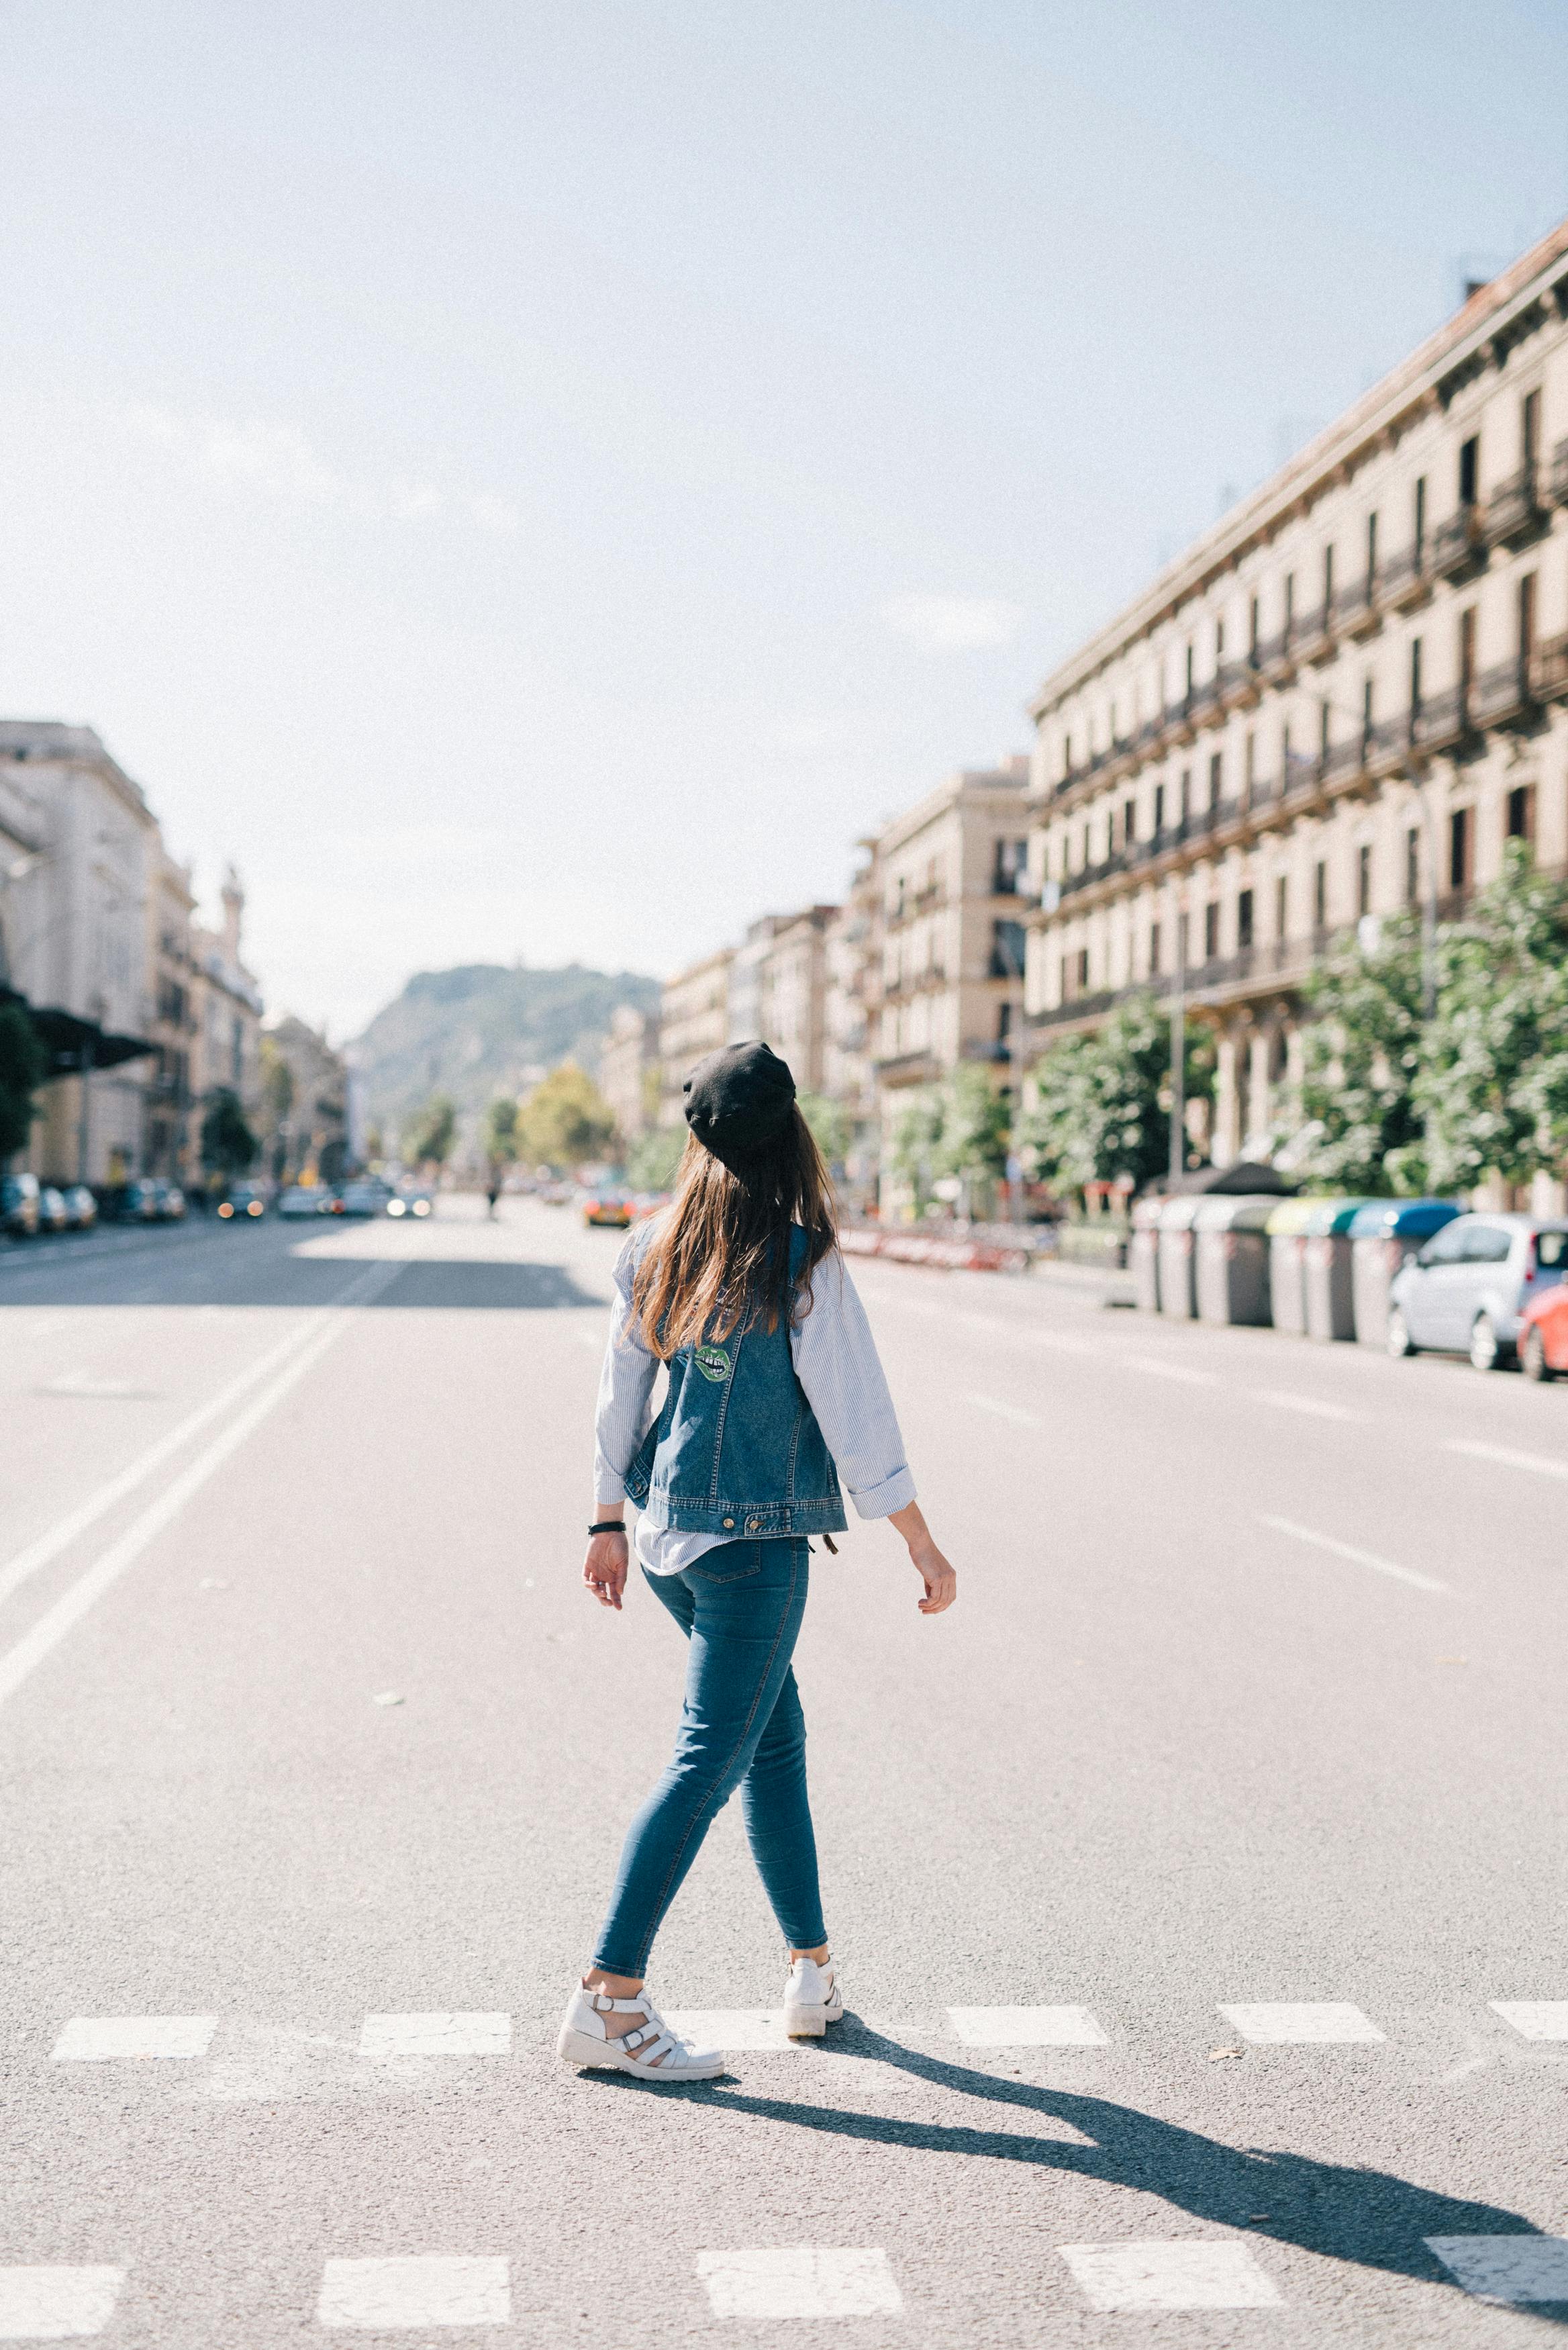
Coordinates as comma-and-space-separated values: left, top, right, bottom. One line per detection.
485, 1168, 501, 1219
557, 1040, 957, 2083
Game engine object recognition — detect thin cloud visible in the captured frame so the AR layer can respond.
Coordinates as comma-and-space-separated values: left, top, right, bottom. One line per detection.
881, 592, 1024, 654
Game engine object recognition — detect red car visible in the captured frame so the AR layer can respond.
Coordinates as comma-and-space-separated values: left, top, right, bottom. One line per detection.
1520, 1233, 1568, 1378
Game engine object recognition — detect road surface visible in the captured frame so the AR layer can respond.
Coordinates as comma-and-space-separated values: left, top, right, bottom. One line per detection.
2, 1196, 1566, 2346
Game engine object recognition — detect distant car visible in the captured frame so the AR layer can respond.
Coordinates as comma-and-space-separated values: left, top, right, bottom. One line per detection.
102, 1178, 160, 1223
1519, 1237, 1568, 1380
62, 1184, 97, 1231
150, 1180, 186, 1221
1387, 1213, 1568, 1369
37, 1185, 70, 1234
1, 1172, 40, 1236
386, 1190, 433, 1219
583, 1191, 634, 1229
277, 1186, 330, 1219
217, 1183, 267, 1222
336, 1181, 393, 1217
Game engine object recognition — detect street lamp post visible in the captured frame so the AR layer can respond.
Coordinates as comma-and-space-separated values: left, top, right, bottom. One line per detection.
1169, 889, 1186, 1184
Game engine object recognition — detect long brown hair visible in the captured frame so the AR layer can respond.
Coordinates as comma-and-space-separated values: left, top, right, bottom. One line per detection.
631, 1107, 837, 1358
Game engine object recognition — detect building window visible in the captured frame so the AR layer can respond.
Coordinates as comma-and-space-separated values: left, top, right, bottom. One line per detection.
1366, 509, 1378, 582
1361, 677, 1374, 743
1313, 859, 1327, 931
1281, 719, 1292, 778
1248, 595, 1260, 659
1507, 784, 1535, 843
1410, 634, 1423, 714
1076, 947, 1090, 992
1185, 643, 1195, 699
997, 1002, 1014, 1045
990, 920, 1027, 980
1523, 387, 1541, 471
1459, 606, 1477, 699
1179, 768, 1191, 822
993, 837, 1028, 894
1414, 475, 1426, 557
1405, 827, 1420, 904
1059, 954, 1071, 1002
1148, 921, 1161, 976
1322, 543, 1335, 612
1208, 751, 1222, 808
1244, 732, 1256, 802
1275, 874, 1288, 939
1122, 797, 1136, 847
1518, 571, 1537, 660
1357, 844, 1372, 916
1459, 435, 1479, 508
1284, 572, 1295, 634
1153, 782, 1166, 834
1204, 901, 1220, 959
1318, 700, 1330, 762
1237, 889, 1255, 949
1062, 734, 1073, 780
1450, 806, 1473, 891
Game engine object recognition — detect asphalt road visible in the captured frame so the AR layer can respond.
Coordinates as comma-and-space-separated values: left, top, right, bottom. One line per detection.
2, 1196, 1566, 2348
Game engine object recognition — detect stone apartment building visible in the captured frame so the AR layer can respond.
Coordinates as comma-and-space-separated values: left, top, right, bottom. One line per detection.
260, 1013, 348, 1186
1025, 221, 1568, 1165
658, 946, 732, 1123
599, 1002, 661, 1146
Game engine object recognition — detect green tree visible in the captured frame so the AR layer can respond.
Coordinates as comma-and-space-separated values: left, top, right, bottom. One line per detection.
0, 1000, 48, 1162
626, 1123, 686, 1190
889, 1088, 944, 1210
516, 1062, 616, 1170
404, 1092, 457, 1171
483, 1094, 520, 1172
1293, 910, 1428, 1194
1415, 843, 1568, 1194
932, 1063, 1012, 1188
797, 1090, 850, 1168
1021, 991, 1213, 1197
200, 1087, 258, 1177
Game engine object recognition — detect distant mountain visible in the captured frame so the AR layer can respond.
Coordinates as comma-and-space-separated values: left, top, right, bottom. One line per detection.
350, 961, 660, 1151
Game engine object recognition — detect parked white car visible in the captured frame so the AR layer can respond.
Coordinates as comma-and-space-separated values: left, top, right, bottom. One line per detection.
1387, 1213, 1568, 1369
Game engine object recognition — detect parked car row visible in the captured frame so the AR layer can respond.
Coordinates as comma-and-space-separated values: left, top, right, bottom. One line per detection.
1131, 1191, 1568, 1378
272, 1181, 433, 1221
1, 1174, 101, 1238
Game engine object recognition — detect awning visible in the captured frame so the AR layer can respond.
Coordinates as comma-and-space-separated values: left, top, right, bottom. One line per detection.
0, 986, 158, 1078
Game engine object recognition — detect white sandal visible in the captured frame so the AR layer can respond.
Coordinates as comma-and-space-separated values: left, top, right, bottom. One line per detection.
783, 1952, 844, 2037
556, 1985, 724, 2081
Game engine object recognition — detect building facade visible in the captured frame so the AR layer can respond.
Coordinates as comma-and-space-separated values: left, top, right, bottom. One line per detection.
1024, 224, 1568, 1166
260, 1013, 348, 1186
599, 1002, 661, 1147
658, 947, 732, 1122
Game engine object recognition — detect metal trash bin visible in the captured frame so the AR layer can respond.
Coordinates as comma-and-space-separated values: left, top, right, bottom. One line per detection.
1130, 1196, 1163, 1313
1157, 1195, 1201, 1319
1194, 1196, 1277, 1326
1303, 1199, 1377, 1342
1349, 1199, 1461, 1349
1265, 1198, 1318, 1337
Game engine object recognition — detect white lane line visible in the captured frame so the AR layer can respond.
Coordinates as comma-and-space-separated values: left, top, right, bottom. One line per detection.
0, 1258, 402, 1617
0, 1268, 401, 1715
1258, 1390, 1355, 1421
1257, 1514, 1447, 1594
1058, 2241, 1282, 2311
1490, 2002, 1568, 2040
0, 2267, 125, 2338
1126, 1355, 1220, 1386
1426, 2236, 1568, 2304
948, 2005, 1108, 2047
317, 2257, 511, 2329
695, 2249, 902, 2318
1219, 2002, 1384, 2043
52, 2015, 215, 2061
1448, 1439, 1568, 1481
358, 2013, 511, 2057
966, 1393, 1041, 1428
665, 2009, 801, 2051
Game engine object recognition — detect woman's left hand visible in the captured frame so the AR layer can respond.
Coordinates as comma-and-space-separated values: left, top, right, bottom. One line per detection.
583, 1529, 630, 1611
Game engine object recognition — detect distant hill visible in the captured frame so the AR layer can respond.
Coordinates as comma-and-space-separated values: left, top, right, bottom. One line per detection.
350, 961, 660, 1153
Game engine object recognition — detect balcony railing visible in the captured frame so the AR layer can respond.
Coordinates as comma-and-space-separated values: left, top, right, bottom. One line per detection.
1410, 684, 1470, 751
1379, 542, 1429, 609
1292, 603, 1333, 661
1431, 507, 1486, 579
1471, 655, 1535, 729
1331, 574, 1379, 635
1530, 630, 1568, 702
1483, 462, 1544, 547
1253, 627, 1293, 676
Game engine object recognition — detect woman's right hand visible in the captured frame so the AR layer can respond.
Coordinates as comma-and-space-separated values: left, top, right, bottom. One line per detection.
887, 1501, 957, 1615
583, 1528, 630, 1611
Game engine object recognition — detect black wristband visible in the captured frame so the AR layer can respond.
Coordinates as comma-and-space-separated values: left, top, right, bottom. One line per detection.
588, 1520, 627, 1536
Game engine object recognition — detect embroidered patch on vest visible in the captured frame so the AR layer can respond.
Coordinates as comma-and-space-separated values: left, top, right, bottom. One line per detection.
693, 1343, 731, 1383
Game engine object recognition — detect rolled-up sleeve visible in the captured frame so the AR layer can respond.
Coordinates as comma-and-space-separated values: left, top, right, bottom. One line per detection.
790, 1250, 916, 1519
592, 1245, 660, 1502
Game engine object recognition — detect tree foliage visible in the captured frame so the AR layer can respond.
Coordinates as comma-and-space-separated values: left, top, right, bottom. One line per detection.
200, 1087, 258, 1176
0, 1001, 48, 1162
516, 1062, 616, 1171
1293, 910, 1428, 1194
403, 1092, 457, 1170
1022, 992, 1213, 1196
626, 1123, 687, 1190
797, 1090, 850, 1170
483, 1094, 520, 1170
887, 1068, 1010, 1207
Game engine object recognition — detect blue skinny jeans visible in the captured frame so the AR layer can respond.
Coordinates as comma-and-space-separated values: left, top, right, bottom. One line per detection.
593, 1537, 826, 1977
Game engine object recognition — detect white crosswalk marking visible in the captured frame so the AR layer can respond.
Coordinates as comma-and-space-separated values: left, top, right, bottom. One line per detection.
358, 2013, 511, 2057
0, 2267, 124, 2339
51, 2016, 215, 2061
948, 2005, 1108, 2047
695, 2249, 901, 2318
1489, 2001, 1568, 2040
1425, 2236, 1568, 2303
317, 2257, 511, 2329
1057, 2241, 1283, 2310
664, 2010, 799, 2051
1219, 2002, 1384, 2043
1448, 1439, 1568, 1480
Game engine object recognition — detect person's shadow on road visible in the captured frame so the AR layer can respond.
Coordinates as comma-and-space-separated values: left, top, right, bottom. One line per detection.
620, 2021, 1566, 2321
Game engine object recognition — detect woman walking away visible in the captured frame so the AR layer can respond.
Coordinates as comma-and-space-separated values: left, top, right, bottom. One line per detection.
557, 1040, 957, 2084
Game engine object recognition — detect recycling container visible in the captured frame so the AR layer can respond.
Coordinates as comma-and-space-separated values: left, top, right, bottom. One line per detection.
1303, 1198, 1377, 1342
1130, 1195, 1163, 1313
1349, 1199, 1461, 1349
1157, 1194, 1202, 1319
1266, 1198, 1318, 1337
1194, 1196, 1278, 1326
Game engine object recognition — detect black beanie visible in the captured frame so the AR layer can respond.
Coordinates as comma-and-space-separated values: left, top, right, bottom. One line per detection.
683, 1039, 797, 1170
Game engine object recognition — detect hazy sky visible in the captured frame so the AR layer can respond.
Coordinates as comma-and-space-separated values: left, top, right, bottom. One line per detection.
3, 2, 1567, 1035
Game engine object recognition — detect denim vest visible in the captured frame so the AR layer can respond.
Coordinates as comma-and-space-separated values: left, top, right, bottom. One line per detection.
624, 1223, 848, 1538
